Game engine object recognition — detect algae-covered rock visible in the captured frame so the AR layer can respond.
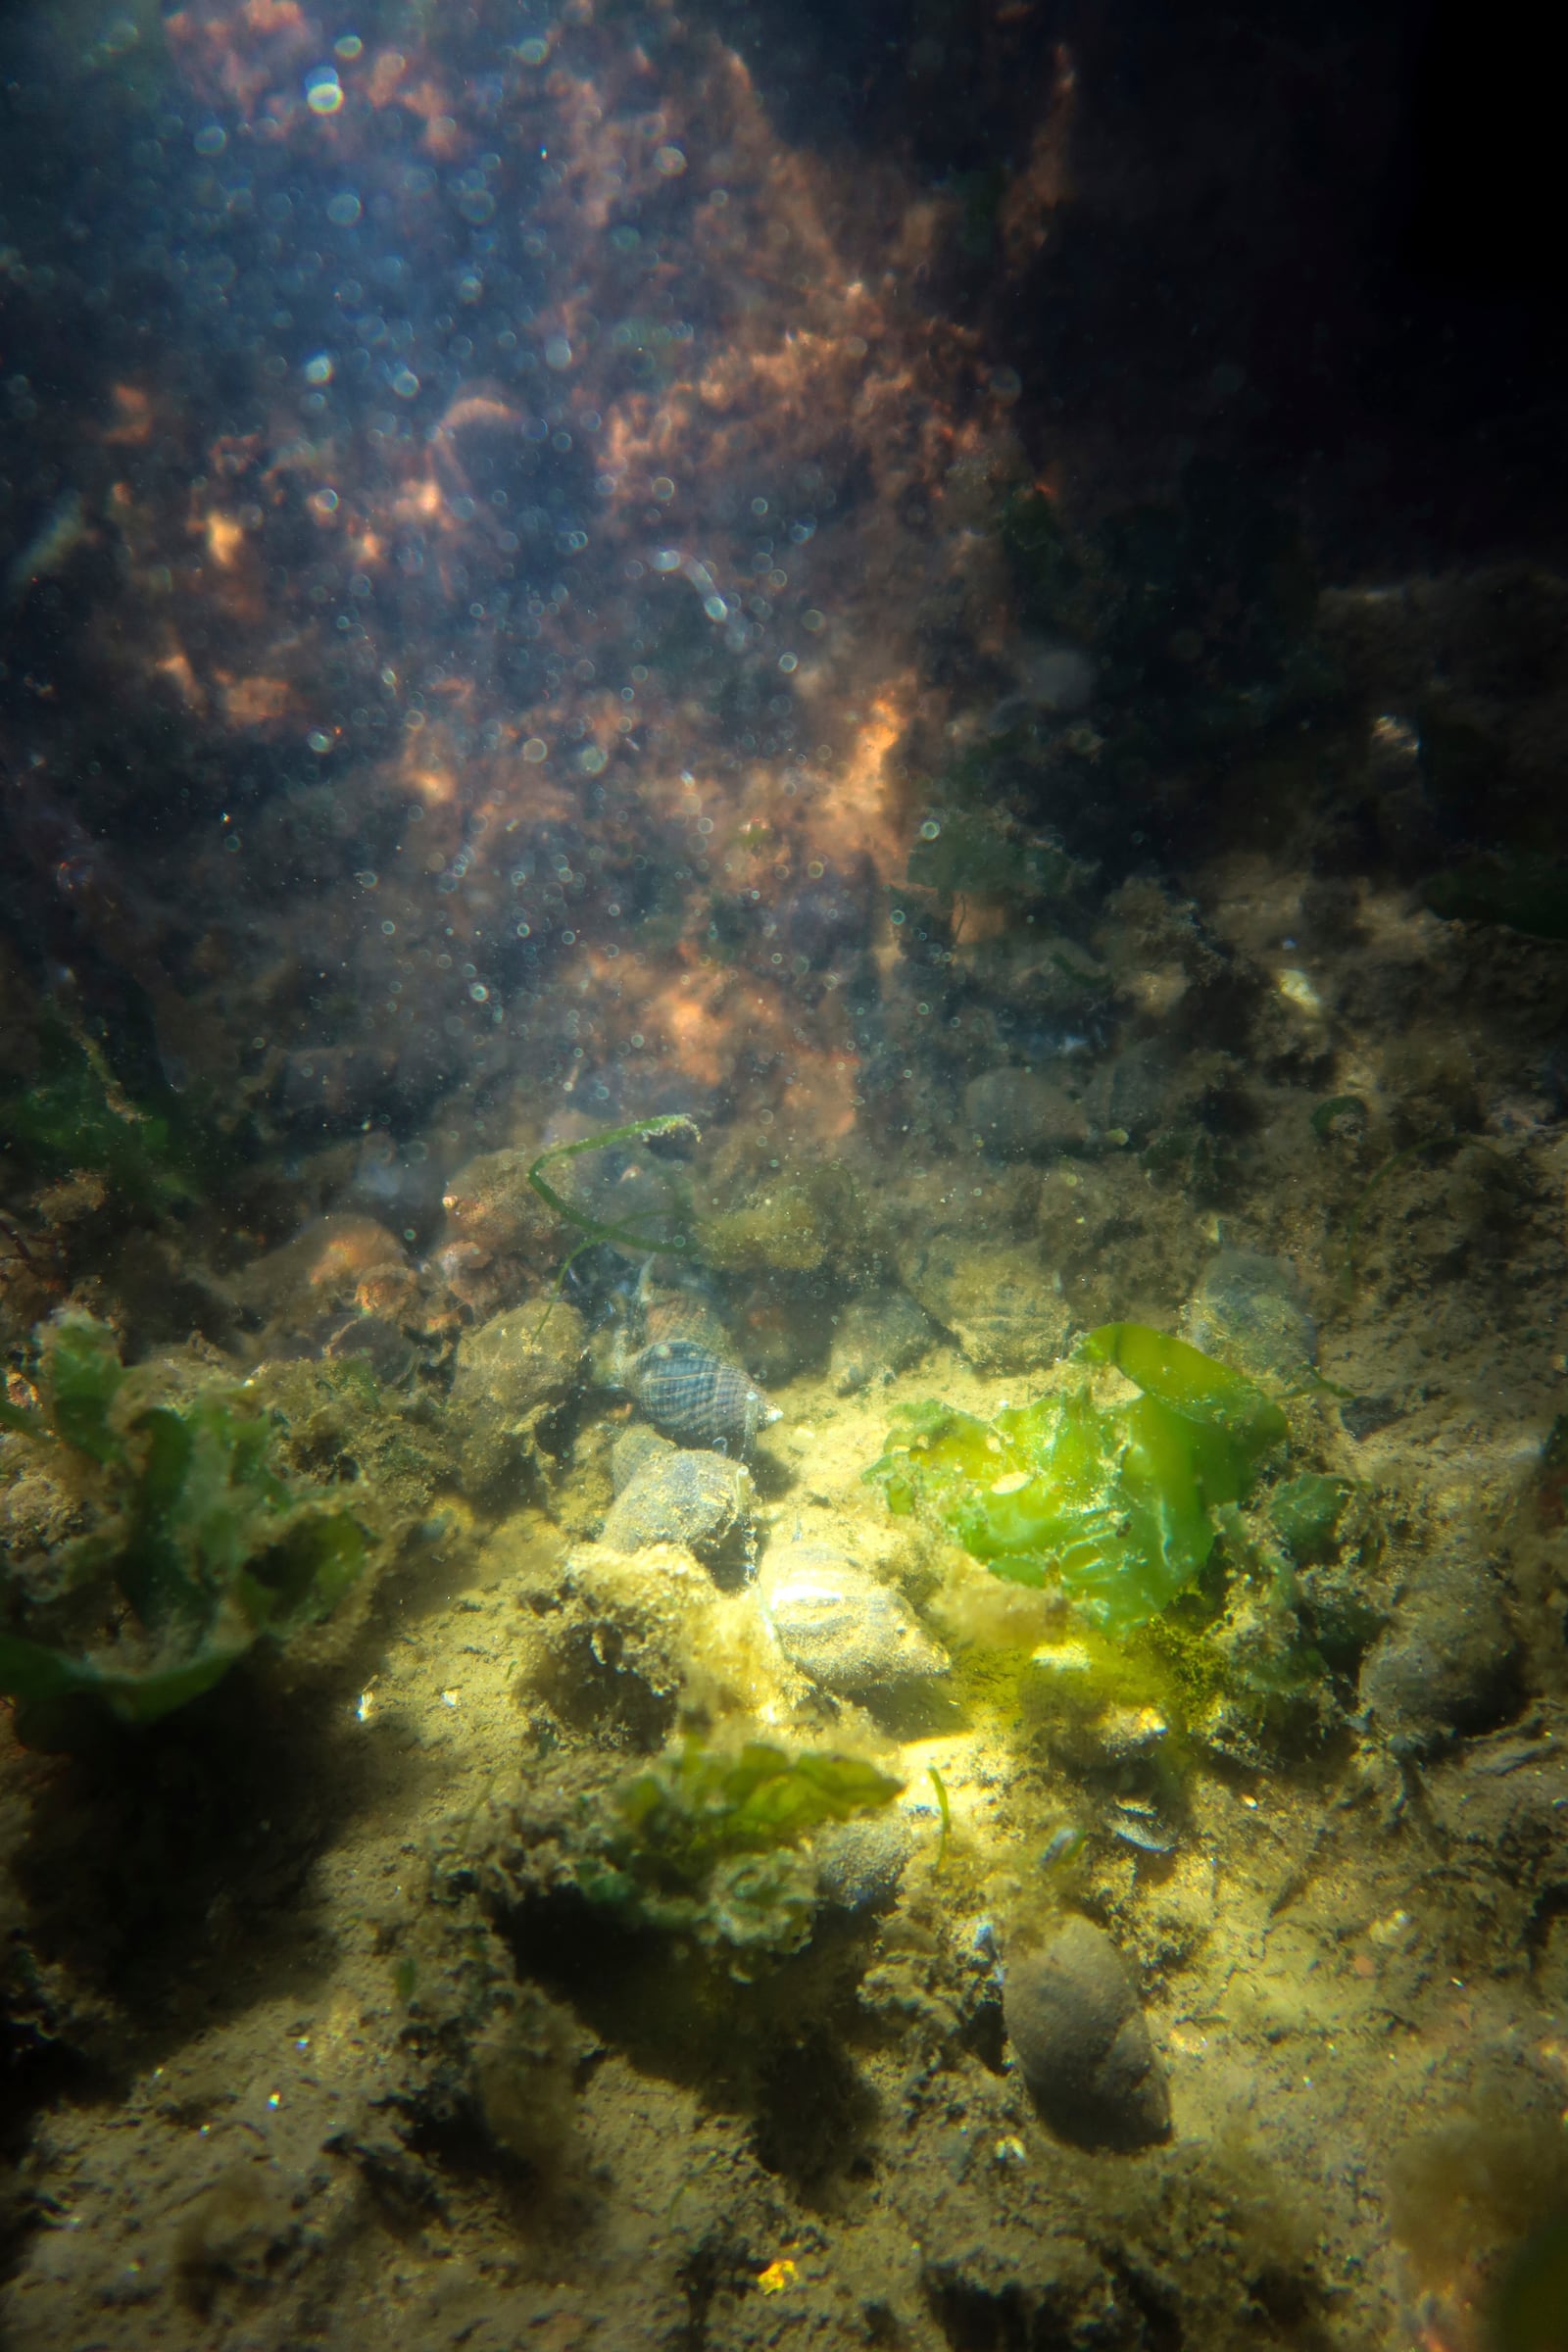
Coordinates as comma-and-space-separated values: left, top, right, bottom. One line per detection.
961, 1068, 1091, 1159
1003, 1915, 1170, 2150
601, 1446, 751, 1566
451, 1301, 586, 1500
700, 1165, 870, 1275
897, 1240, 1068, 1373
830, 1289, 939, 1396
1359, 1553, 1521, 1754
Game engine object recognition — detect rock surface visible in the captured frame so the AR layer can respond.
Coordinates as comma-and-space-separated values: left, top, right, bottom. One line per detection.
1184, 1248, 1316, 1386
829, 1289, 939, 1395
759, 1539, 949, 1695
1003, 1916, 1171, 2150
897, 1241, 1068, 1373
961, 1068, 1092, 1159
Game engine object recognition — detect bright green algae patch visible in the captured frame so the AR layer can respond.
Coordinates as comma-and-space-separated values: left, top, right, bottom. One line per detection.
865, 1322, 1288, 1631
574, 1738, 902, 1958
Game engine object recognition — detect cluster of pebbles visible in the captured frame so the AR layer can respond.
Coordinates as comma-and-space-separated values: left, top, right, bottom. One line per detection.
587, 1259, 952, 1705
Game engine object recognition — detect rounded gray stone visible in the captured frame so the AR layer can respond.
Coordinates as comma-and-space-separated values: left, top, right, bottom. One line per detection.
1003, 1916, 1171, 2150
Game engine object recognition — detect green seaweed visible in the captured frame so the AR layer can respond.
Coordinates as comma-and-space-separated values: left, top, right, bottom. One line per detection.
864, 1323, 1288, 1633
574, 1737, 902, 1959
525, 1114, 699, 1256
1309, 1094, 1368, 1140
1267, 1472, 1352, 1567
0, 1004, 236, 1208
0, 1314, 366, 1741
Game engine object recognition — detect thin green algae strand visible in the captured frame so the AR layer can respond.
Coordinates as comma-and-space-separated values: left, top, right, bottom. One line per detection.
864, 1322, 1288, 1632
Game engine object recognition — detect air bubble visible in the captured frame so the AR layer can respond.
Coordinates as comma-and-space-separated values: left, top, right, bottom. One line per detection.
578, 745, 608, 773
469, 982, 489, 1003
326, 191, 363, 226
194, 124, 226, 155
778, 653, 798, 673
304, 353, 334, 383
544, 335, 573, 369
919, 819, 941, 840
522, 737, 548, 762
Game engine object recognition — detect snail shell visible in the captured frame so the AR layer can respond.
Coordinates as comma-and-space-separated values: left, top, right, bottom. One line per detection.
624, 1337, 778, 1455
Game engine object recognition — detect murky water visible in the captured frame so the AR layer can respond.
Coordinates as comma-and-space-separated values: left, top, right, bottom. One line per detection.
2, 6, 1568, 2347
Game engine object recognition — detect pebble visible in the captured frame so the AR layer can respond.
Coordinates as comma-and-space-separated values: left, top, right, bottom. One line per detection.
1359, 1556, 1521, 1753
813, 1814, 911, 1914
759, 1538, 950, 1695
1003, 1915, 1170, 2150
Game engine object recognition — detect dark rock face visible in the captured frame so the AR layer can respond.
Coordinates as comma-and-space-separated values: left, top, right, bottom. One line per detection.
1003, 1916, 1171, 2151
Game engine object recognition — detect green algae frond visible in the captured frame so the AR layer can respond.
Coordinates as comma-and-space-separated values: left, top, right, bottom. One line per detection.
0, 1314, 366, 1741
574, 1737, 902, 1957
864, 1322, 1288, 1632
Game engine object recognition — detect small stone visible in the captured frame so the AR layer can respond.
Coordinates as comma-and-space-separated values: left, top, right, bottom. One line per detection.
451, 1302, 586, 1429
601, 1446, 751, 1563
1359, 1556, 1521, 1753
1003, 1916, 1170, 2150
814, 1813, 911, 1913
961, 1068, 1091, 1160
760, 1539, 949, 1695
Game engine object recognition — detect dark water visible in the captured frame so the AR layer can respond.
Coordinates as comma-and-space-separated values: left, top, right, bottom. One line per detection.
2, 7, 1568, 2348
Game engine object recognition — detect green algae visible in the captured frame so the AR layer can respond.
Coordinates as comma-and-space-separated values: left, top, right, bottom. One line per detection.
573, 1737, 902, 1959
865, 1322, 1287, 1632
0, 1314, 366, 1741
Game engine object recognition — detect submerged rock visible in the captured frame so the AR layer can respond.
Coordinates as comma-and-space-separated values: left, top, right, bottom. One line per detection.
898, 1241, 1068, 1374
611, 1423, 675, 1493
1359, 1554, 1521, 1753
450, 1300, 587, 1500
602, 1446, 752, 1564
1003, 1916, 1170, 2150
814, 1813, 912, 1914
759, 1538, 949, 1696
830, 1289, 939, 1396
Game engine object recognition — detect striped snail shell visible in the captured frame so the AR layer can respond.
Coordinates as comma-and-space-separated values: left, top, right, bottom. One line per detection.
624, 1337, 777, 1455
